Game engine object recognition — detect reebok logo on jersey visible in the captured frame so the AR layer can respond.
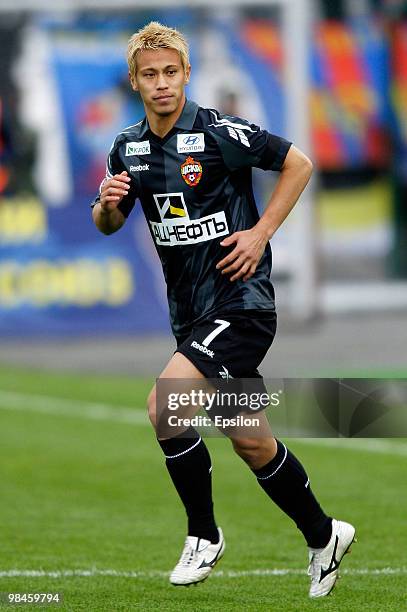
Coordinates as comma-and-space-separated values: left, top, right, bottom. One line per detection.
125, 141, 151, 156
129, 164, 149, 172
181, 156, 203, 187
177, 133, 205, 153
208, 111, 255, 147
227, 126, 250, 147
191, 340, 214, 358
150, 193, 229, 247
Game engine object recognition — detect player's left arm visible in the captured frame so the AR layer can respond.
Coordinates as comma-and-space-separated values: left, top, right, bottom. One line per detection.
217, 145, 313, 282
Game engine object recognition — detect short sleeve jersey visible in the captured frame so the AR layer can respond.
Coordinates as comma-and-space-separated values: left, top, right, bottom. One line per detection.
93, 99, 291, 339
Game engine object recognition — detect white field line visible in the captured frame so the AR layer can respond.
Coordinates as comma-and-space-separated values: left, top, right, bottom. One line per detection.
0, 567, 406, 579
0, 389, 148, 426
293, 437, 407, 456
0, 389, 406, 457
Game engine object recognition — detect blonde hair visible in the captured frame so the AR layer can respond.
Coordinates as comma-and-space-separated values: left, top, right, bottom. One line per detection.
127, 21, 189, 79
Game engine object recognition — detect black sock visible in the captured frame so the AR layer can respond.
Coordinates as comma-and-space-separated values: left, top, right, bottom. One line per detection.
252, 439, 332, 548
158, 427, 219, 544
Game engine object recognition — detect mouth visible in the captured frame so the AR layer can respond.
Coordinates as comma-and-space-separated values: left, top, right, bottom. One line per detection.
153, 94, 174, 102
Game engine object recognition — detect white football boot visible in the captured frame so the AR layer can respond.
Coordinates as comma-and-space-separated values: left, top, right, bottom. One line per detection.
170, 527, 225, 586
308, 519, 356, 598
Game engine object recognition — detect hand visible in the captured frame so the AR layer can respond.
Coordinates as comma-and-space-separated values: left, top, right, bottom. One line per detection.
216, 227, 269, 282
100, 171, 131, 212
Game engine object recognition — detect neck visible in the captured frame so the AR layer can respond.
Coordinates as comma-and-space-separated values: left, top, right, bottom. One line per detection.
146, 94, 186, 138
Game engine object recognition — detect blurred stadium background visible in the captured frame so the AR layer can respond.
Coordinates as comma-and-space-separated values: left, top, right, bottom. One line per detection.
0, 0, 407, 375
1, 3, 407, 611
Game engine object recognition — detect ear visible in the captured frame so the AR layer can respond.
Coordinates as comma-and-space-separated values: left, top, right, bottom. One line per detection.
129, 71, 138, 92
184, 64, 191, 85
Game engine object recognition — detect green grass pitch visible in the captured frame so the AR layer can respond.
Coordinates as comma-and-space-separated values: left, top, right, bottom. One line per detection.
0, 366, 406, 611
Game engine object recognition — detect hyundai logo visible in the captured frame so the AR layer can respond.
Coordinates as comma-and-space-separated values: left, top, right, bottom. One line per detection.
183, 135, 199, 145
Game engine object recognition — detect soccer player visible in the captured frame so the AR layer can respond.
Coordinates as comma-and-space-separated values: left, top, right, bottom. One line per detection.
91, 22, 355, 598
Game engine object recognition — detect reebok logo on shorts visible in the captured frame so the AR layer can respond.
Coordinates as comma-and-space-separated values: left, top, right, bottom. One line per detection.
191, 340, 214, 358
219, 365, 233, 380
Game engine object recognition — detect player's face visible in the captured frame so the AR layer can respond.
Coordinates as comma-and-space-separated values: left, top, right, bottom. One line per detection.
131, 48, 190, 118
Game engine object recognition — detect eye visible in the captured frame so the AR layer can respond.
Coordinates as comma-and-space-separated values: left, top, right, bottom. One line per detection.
167, 69, 177, 75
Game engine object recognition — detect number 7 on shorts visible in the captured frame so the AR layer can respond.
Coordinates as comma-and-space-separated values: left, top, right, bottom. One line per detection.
202, 319, 230, 347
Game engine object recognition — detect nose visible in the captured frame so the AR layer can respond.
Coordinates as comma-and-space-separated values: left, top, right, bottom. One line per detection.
156, 73, 168, 89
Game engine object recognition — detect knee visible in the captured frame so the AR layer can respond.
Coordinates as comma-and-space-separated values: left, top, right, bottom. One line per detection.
231, 437, 277, 469
231, 437, 262, 465
147, 387, 157, 429
147, 385, 188, 438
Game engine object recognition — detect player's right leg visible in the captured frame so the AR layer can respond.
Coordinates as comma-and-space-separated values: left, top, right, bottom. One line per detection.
147, 352, 225, 586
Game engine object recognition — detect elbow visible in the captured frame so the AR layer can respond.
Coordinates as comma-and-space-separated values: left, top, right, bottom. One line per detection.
299, 152, 313, 177
283, 145, 313, 177
304, 155, 313, 174
95, 222, 119, 236
304, 156, 313, 181
296, 153, 313, 185
101, 226, 118, 236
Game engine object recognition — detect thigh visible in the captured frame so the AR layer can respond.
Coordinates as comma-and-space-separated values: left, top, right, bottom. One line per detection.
148, 352, 204, 409
159, 350, 206, 379
150, 351, 213, 438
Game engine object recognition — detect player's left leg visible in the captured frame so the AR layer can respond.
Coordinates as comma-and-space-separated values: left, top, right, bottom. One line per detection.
230, 413, 355, 597
231, 420, 332, 549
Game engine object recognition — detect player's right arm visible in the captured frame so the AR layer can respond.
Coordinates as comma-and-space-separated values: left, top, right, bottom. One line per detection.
92, 171, 131, 235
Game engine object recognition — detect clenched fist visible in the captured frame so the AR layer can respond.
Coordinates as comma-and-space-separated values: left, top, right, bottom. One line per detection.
100, 171, 131, 212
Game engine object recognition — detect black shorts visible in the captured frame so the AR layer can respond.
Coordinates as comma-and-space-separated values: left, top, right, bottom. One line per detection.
156, 310, 278, 430
176, 308, 276, 385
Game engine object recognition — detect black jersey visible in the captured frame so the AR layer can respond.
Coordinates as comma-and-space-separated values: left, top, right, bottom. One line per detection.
93, 99, 291, 338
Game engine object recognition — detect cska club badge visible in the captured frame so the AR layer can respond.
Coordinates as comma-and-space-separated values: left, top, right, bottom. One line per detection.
180, 156, 203, 187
